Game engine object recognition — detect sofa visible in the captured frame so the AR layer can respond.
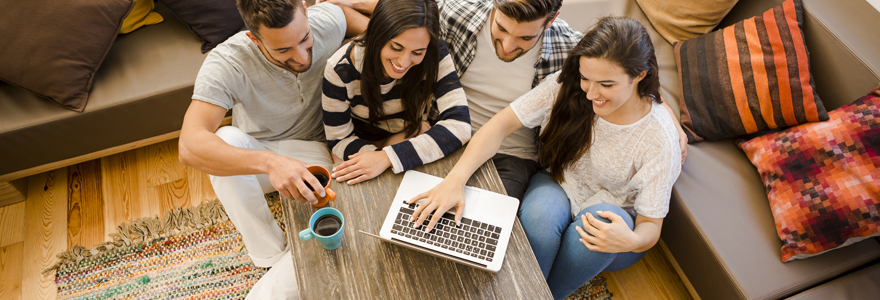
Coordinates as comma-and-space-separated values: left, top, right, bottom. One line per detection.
560, 0, 880, 299
0, 3, 211, 193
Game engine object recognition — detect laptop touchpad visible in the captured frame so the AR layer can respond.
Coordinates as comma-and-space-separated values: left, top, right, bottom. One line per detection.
462, 188, 481, 217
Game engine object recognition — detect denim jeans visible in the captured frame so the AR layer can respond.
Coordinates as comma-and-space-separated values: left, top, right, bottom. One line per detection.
518, 172, 646, 300
491, 153, 539, 201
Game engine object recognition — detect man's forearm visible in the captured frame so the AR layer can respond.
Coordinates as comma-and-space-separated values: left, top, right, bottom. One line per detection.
179, 130, 273, 177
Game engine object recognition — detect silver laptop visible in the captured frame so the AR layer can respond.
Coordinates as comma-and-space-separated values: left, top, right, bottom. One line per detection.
360, 170, 519, 272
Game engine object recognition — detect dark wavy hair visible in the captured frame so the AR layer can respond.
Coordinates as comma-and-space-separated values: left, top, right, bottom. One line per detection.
354, 0, 440, 137
538, 16, 661, 183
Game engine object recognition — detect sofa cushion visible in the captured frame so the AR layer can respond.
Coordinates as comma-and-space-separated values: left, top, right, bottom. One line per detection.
664, 140, 880, 300
635, 0, 738, 44
738, 86, 880, 262
0, 0, 135, 112
785, 261, 880, 300
158, 0, 244, 53
120, 0, 164, 34
675, 0, 829, 143
0, 3, 207, 178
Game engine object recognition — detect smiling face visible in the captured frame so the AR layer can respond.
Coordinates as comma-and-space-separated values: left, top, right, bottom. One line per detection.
248, 9, 314, 74
578, 56, 648, 124
489, 9, 549, 62
380, 27, 430, 80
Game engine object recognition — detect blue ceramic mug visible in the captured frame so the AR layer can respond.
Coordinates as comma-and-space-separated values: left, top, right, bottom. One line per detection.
299, 207, 345, 250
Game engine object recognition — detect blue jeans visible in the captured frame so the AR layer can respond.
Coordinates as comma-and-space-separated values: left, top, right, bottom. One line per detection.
518, 172, 646, 300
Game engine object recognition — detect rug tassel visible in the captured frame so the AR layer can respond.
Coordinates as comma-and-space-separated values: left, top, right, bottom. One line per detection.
43, 198, 247, 276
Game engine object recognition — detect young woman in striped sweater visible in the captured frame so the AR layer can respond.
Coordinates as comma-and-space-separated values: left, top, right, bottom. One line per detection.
322, 0, 470, 185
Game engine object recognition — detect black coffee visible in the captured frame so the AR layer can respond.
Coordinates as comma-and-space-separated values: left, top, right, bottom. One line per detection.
305, 173, 329, 191
314, 214, 342, 236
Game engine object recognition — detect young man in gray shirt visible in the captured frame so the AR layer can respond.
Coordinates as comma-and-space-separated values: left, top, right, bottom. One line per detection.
178, 0, 365, 298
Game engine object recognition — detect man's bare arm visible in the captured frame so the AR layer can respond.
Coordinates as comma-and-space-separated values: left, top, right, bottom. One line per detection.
337, 5, 368, 38
178, 100, 323, 204
316, 0, 377, 15
178, 100, 271, 176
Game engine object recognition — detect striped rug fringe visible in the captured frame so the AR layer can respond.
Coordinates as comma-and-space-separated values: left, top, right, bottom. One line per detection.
43, 193, 284, 276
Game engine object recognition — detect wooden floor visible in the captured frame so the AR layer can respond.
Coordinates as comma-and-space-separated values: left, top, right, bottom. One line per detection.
0, 139, 693, 300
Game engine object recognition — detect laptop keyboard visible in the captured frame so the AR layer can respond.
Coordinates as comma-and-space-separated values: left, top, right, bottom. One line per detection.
391, 202, 502, 262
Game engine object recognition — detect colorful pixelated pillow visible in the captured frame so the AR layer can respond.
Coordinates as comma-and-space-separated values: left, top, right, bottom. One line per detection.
674, 0, 829, 143
737, 85, 880, 262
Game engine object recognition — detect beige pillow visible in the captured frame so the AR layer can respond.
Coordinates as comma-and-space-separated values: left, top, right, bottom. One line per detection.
636, 0, 739, 44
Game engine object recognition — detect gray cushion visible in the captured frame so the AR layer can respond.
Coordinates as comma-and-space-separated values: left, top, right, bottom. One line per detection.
786, 262, 880, 300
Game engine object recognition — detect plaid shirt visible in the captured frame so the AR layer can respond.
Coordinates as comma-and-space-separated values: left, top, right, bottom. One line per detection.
438, 0, 583, 87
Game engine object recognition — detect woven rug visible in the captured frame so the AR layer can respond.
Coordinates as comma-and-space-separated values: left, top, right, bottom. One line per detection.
565, 274, 612, 300
45, 192, 610, 299
47, 194, 285, 299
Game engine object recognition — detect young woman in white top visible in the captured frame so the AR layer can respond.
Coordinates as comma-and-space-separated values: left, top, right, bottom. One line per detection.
407, 17, 682, 299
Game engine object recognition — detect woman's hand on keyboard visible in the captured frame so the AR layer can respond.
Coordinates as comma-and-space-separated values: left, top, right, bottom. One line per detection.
407, 178, 467, 232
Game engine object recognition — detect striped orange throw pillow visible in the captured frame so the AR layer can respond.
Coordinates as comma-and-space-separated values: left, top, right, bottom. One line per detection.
674, 0, 828, 143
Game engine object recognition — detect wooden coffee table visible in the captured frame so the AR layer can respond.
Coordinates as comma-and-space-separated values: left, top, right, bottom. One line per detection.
281, 148, 552, 299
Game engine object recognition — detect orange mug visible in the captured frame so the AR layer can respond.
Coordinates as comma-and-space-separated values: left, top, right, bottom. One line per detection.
306, 166, 336, 207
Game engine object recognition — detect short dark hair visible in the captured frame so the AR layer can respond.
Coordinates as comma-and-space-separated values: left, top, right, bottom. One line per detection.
493, 0, 562, 24
236, 0, 304, 38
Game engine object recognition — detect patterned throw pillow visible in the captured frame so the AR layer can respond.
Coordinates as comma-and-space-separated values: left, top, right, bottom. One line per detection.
737, 85, 880, 262
674, 0, 829, 143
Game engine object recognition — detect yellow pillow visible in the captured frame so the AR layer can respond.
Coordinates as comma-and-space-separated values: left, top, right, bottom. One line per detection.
635, 0, 738, 44
119, 0, 164, 34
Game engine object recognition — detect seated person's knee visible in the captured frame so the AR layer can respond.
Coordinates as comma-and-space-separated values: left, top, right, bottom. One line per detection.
214, 126, 251, 148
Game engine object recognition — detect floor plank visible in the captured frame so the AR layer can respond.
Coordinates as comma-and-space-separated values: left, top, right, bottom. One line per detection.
0, 242, 23, 300
0, 202, 25, 248
67, 161, 104, 249
22, 170, 68, 300
136, 139, 186, 187
151, 178, 190, 214
605, 272, 630, 300
185, 166, 216, 207
613, 247, 692, 300
100, 151, 148, 240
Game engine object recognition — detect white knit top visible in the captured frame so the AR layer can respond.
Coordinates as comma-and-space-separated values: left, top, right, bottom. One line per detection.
510, 72, 682, 218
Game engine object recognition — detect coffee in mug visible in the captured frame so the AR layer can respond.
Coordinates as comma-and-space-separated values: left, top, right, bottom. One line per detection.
314, 214, 342, 236
299, 207, 345, 250
304, 166, 336, 207
306, 173, 330, 192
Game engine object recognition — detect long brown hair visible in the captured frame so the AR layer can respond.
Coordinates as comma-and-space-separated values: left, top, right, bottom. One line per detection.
354, 0, 440, 137
538, 17, 661, 183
